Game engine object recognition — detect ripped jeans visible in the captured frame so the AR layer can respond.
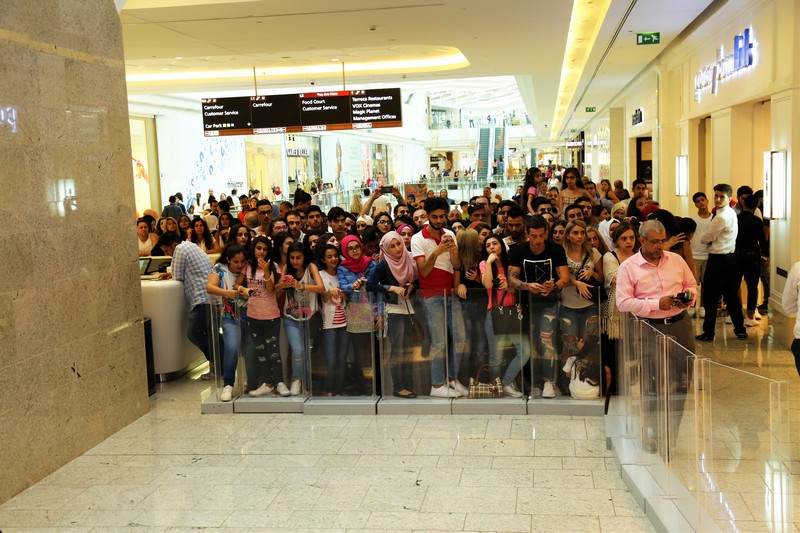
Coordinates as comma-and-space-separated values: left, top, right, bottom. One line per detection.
559, 305, 600, 361
245, 317, 284, 387
528, 301, 560, 386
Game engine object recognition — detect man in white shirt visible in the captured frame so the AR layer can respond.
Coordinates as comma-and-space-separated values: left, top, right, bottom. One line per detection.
690, 192, 713, 317
696, 183, 747, 341
781, 261, 800, 377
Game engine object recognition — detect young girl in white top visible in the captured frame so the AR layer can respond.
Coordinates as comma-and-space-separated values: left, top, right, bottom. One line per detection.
319, 244, 348, 395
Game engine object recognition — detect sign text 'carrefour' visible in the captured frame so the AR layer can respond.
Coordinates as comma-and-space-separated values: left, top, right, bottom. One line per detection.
694, 28, 755, 102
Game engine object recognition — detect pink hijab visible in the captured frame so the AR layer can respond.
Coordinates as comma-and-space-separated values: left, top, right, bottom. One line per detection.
379, 231, 418, 286
340, 235, 372, 274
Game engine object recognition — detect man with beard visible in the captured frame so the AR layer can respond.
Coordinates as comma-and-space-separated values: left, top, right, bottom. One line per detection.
411, 197, 466, 398
502, 206, 527, 250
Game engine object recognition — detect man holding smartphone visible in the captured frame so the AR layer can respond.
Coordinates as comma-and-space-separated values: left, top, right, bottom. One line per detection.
411, 197, 466, 398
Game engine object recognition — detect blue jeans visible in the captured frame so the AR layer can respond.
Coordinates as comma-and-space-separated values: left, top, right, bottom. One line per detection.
188, 304, 212, 362
486, 313, 530, 386
528, 301, 560, 386
322, 327, 349, 394
559, 305, 599, 359
220, 317, 241, 387
421, 294, 458, 384
283, 318, 307, 383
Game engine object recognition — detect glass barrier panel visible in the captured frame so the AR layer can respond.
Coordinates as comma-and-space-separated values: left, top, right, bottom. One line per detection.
635, 320, 667, 464
391, 288, 451, 399
239, 303, 286, 400
694, 360, 791, 532
309, 284, 376, 398
208, 299, 243, 402
453, 287, 525, 401
525, 290, 602, 402
373, 290, 432, 400
280, 288, 314, 399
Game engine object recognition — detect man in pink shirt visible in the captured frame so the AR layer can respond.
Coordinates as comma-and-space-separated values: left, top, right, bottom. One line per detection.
616, 219, 697, 351
616, 220, 697, 451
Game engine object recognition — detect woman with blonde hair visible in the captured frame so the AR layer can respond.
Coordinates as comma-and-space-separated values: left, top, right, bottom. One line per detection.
453, 228, 489, 374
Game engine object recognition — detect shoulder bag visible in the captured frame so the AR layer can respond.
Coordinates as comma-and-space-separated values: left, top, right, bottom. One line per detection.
490, 287, 523, 335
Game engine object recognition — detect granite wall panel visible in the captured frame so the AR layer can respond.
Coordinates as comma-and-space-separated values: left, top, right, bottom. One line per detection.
0, 0, 149, 504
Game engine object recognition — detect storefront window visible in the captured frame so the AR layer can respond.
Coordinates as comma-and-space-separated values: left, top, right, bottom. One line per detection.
286, 135, 321, 193
130, 117, 157, 217
245, 135, 283, 197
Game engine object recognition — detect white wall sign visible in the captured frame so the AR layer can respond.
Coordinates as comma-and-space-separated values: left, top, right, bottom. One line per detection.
286, 148, 310, 157
694, 27, 756, 102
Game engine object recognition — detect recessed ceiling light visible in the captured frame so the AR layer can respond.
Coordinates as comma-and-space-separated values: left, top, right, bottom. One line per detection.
175, 56, 183, 60
331, 58, 339, 61
161, 67, 170, 71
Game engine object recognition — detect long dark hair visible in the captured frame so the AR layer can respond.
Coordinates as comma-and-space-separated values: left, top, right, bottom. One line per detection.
285, 241, 311, 279
482, 234, 509, 279
228, 223, 252, 250
520, 167, 541, 209
272, 232, 295, 264
247, 236, 277, 283
191, 217, 215, 249
561, 167, 585, 190
319, 243, 340, 272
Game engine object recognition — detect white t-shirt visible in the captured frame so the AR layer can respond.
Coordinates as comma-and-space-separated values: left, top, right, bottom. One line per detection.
690, 213, 713, 261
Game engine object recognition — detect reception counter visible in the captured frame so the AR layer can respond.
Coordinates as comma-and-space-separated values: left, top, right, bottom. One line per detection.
140, 278, 206, 381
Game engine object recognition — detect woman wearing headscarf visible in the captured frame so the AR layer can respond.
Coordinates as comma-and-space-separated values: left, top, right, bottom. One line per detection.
338, 234, 377, 394
597, 218, 619, 253
367, 231, 420, 398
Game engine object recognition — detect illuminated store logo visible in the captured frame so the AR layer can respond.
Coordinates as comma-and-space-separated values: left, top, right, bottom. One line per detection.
0, 105, 17, 133
632, 108, 643, 126
694, 28, 756, 102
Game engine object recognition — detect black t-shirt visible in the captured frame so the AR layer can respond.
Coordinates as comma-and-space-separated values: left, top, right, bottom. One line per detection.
508, 241, 568, 304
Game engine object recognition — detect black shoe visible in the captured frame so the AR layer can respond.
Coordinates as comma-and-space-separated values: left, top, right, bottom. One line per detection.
695, 333, 714, 341
757, 304, 769, 313
736, 332, 748, 340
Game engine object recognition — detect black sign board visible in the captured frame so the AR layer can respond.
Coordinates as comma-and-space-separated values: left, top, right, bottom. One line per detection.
201, 97, 253, 136
299, 91, 353, 132
251, 94, 303, 134
350, 88, 402, 129
203, 88, 403, 137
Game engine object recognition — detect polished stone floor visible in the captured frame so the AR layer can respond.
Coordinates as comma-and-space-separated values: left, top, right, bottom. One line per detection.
2, 308, 798, 532
0, 365, 655, 533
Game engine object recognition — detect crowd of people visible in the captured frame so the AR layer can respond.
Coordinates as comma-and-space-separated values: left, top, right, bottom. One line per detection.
139, 166, 775, 402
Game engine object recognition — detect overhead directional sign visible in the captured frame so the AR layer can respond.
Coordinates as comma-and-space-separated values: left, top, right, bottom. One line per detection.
585, 106, 596, 113
202, 88, 403, 137
637, 32, 660, 45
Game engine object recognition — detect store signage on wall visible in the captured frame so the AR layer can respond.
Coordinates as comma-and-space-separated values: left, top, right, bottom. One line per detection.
566, 141, 584, 148
636, 32, 660, 45
0, 105, 18, 133
694, 27, 756, 102
202, 88, 403, 137
632, 108, 643, 126
286, 148, 310, 157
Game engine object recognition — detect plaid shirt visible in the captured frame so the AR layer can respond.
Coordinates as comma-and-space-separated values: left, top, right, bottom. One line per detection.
171, 242, 212, 308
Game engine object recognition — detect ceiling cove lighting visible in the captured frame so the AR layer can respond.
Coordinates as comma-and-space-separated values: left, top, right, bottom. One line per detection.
549, 0, 612, 140
126, 53, 469, 85
675, 155, 689, 197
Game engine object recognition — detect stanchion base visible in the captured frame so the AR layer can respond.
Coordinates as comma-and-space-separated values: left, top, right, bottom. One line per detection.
234, 396, 305, 413
451, 398, 527, 415
377, 398, 452, 415
304, 397, 378, 415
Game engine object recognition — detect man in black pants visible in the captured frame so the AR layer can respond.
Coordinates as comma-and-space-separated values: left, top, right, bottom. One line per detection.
696, 183, 747, 341
736, 194, 768, 327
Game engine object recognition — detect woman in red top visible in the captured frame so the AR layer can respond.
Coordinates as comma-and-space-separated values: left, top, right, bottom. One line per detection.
481, 235, 527, 398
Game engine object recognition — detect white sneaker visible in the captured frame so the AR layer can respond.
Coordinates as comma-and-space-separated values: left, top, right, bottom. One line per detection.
249, 383, 273, 397
562, 356, 576, 373
448, 379, 468, 396
220, 385, 233, 402
290, 379, 302, 396
542, 381, 556, 399
276, 382, 291, 397
724, 316, 732, 324
503, 383, 523, 398
431, 384, 461, 398
699, 307, 705, 318
744, 318, 758, 327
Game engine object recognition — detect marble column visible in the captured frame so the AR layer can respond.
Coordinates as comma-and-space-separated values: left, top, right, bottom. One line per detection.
0, 0, 149, 503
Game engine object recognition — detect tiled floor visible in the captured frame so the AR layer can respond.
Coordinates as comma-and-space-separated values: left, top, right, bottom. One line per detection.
0, 367, 655, 532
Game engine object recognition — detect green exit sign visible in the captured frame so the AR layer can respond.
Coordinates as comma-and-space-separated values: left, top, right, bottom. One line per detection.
637, 32, 660, 45
585, 107, 596, 113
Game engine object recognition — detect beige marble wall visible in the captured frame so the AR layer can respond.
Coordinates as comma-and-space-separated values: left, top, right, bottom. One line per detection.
0, 0, 149, 504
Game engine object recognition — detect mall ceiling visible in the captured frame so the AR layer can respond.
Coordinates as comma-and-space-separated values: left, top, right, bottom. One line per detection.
120, 0, 719, 143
